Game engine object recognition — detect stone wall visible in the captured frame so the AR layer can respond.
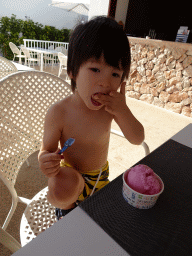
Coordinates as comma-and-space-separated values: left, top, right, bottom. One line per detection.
126, 37, 192, 117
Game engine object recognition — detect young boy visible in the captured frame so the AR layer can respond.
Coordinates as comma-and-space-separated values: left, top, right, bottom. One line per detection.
38, 16, 144, 220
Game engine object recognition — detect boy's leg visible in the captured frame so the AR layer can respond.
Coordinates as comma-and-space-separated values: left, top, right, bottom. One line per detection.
47, 166, 85, 211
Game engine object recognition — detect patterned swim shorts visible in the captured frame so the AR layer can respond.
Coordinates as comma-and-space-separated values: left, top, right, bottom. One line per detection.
60, 160, 110, 203
55, 161, 110, 220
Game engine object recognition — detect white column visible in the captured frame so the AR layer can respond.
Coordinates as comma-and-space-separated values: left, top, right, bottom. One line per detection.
88, 0, 110, 20
115, 0, 129, 25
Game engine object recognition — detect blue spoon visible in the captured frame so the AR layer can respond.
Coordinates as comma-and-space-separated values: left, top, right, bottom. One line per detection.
58, 138, 75, 154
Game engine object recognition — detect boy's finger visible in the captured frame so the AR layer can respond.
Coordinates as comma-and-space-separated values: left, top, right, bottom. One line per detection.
55, 148, 61, 154
120, 82, 126, 95
46, 152, 62, 161
55, 148, 64, 158
46, 164, 60, 173
109, 91, 118, 97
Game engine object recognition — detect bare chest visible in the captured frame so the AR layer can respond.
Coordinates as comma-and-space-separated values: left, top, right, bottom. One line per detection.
59, 108, 112, 170
61, 108, 112, 144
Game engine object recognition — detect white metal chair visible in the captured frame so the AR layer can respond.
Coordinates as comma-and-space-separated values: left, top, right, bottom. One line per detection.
44, 46, 68, 67
0, 70, 150, 250
44, 45, 57, 67
44, 54, 56, 67
55, 46, 68, 63
110, 129, 150, 156
9, 42, 26, 64
0, 226, 21, 253
0, 56, 18, 80
60, 46, 68, 56
20, 46, 41, 67
58, 52, 68, 79
55, 46, 67, 54
0, 71, 72, 248
48, 44, 54, 50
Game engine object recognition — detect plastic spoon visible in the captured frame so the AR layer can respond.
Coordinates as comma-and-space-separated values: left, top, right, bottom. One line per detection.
58, 138, 75, 154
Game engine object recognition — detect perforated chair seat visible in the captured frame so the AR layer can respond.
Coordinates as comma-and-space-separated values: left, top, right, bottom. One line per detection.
20, 186, 57, 246
0, 56, 18, 80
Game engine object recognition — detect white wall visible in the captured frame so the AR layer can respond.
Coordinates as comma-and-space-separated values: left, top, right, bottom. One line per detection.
0, 0, 82, 29
115, 0, 129, 25
88, 0, 109, 20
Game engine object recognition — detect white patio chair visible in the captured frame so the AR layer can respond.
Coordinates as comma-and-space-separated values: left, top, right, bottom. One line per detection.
48, 44, 54, 50
44, 45, 57, 67
20, 46, 41, 67
9, 42, 26, 64
0, 70, 150, 249
55, 46, 66, 54
58, 52, 68, 79
110, 129, 150, 156
60, 46, 68, 56
0, 71, 72, 248
54, 46, 68, 63
44, 54, 56, 67
0, 56, 18, 80
58, 46, 68, 56
0, 226, 21, 253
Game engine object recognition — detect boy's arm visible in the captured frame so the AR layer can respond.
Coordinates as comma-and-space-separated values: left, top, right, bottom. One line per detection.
113, 108, 145, 145
38, 103, 64, 177
38, 103, 64, 166
92, 82, 145, 145
112, 83, 144, 145
40, 103, 63, 153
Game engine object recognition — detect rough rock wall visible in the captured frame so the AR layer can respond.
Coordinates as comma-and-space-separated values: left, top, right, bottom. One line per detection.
126, 38, 192, 117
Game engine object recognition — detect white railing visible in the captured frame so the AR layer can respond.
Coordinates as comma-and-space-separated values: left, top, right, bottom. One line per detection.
23, 39, 69, 51
23, 39, 69, 66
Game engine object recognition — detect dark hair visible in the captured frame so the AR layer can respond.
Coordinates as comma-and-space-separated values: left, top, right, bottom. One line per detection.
67, 16, 131, 93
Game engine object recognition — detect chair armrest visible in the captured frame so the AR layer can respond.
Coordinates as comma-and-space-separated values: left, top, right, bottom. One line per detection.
110, 129, 150, 156
0, 227, 21, 253
141, 141, 150, 156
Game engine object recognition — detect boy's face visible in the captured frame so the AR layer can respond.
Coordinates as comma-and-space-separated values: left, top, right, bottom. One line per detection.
72, 55, 124, 111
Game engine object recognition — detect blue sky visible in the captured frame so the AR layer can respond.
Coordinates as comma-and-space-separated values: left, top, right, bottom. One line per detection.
0, 0, 85, 29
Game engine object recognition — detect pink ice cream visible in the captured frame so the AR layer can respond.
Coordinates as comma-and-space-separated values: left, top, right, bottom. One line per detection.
126, 164, 161, 195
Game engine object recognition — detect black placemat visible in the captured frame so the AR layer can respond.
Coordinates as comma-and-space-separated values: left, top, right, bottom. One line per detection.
79, 140, 192, 256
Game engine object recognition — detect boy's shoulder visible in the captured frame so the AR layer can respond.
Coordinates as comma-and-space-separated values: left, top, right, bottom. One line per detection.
47, 95, 72, 118
50, 95, 72, 110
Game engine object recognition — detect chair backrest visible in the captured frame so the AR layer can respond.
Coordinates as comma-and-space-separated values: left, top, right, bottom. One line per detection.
61, 47, 68, 56
0, 71, 72, 189
20, 46, 31, 58
9, 42, 20, 55
48, 45, 54, 50
0, 57, 18, 80
55, 46, 62, 52
55, 46, 67, 55
58, 52, 67, 66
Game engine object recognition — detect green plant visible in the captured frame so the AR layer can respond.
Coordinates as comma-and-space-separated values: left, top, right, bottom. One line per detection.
0, 15, 24, 59
0, 14, 71, 60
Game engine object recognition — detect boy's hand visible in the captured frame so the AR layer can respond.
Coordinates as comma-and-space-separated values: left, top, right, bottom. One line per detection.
38, 148, 63, 178
93, 82, 127, 116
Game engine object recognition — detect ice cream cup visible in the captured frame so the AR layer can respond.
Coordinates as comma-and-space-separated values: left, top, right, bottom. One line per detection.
122, 168, 164, 209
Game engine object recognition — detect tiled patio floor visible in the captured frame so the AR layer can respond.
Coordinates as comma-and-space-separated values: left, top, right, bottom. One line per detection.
0, 63, 191, 255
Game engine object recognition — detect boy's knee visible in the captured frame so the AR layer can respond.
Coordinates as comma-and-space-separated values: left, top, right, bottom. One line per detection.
47, 167, 85, 206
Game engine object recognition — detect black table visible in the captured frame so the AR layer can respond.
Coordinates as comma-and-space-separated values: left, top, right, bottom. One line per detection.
79, 124, 192, 256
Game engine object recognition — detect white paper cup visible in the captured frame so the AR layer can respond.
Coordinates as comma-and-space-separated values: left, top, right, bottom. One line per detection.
122, 168, 164, 209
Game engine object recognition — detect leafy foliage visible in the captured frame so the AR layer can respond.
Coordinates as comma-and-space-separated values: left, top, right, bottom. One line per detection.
0, 14, 71, 60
